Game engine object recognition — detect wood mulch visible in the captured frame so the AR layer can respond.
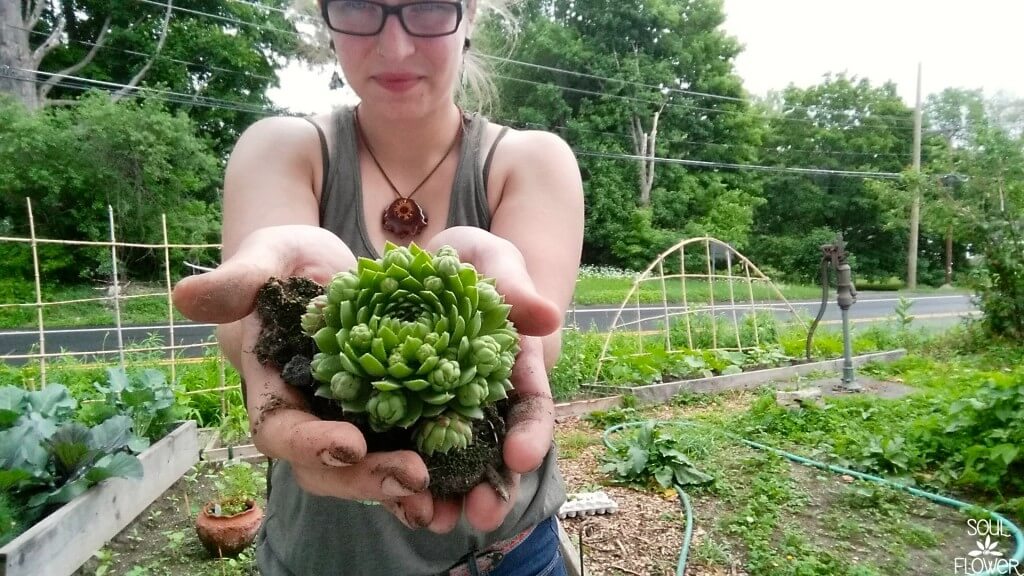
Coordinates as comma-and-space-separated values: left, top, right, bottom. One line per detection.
554, 394, 756, 576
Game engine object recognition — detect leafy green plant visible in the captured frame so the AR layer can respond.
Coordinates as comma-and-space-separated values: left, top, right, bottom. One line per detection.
894, 295, 915, 330
209, 462, 264, 517
971, 219, 1024, 340
0, 384, 143, 538
548, 328, 604, 399
600, 422, 714, 489
583, 406, 641, 429
914, 379, 1024, 492
78, 368, 183, 450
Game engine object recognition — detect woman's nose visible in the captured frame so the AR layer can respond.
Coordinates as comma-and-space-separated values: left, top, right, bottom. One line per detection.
376, 13, 415, 60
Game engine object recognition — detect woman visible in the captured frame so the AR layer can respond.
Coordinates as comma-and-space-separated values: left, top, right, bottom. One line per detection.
173, 0, 584, 573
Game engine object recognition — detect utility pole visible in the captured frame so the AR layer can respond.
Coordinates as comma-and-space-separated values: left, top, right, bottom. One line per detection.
907, 63, 923, 290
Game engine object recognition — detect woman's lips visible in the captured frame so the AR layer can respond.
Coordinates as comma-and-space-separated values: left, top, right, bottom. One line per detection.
375, 74, 420, 92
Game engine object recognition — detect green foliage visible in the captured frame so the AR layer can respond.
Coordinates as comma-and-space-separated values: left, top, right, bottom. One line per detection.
583, 406, 641, 429
749, 74, 914, 283
971, 219, 1024, 340
913, 379, 1024, 492
77, 368, 183, 450
0, 490, 24, 547
600, 422, 715, 489
0, 93, 221, 282
0, 384, 143, 538
27, 0, 302, 156
549, 328, 604, 400
210, 462, 265, 518
480, 0, 764, 270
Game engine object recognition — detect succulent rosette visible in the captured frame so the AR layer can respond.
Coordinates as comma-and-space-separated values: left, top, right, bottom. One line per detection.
300, 242, 519, 457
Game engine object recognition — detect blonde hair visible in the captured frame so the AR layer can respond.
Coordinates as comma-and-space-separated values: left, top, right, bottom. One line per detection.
457, 0, 520, 114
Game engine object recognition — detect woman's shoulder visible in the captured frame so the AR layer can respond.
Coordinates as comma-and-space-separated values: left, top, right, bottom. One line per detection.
482, 121, 577, 172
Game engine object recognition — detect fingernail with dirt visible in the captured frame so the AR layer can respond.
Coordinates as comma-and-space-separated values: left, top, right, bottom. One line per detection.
382, 476, 416, 498
319, 448, 352, 467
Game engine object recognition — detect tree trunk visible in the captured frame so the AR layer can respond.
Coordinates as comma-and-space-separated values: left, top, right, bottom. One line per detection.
945, 224, 953, 286
0, 1, 39, 111
630, 105, 664, 208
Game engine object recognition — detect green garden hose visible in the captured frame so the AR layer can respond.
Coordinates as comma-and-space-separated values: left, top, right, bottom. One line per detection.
602, 420, 1024, 576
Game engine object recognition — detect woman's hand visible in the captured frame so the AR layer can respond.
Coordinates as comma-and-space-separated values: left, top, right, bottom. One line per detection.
172, 225, 435, 528
421, 227, 564, 534
173, 224, 564, 534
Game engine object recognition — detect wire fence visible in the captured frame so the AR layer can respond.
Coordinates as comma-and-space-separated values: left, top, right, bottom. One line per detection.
0, 198, 222, 392
593, 236, 810, 385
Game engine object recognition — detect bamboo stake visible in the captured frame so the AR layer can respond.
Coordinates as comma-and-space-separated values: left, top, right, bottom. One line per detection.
26, 198, 45, 388
162, 214, 176, 385
726, 249, 742, 350
658, 260, 670, 352
744, 261, 761, 348
108, 206, 126, 368
218, 350, 228, 423
679, 246, 693, 349
705, 238, 717, 349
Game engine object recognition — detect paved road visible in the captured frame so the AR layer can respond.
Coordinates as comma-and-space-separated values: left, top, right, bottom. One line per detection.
566, 291, 977, 332
0, 292, 976, 365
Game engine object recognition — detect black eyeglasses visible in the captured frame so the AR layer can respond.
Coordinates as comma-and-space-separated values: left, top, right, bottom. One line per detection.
322, 0, 464, 38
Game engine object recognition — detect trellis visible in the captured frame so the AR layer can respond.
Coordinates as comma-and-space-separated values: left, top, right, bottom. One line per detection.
0, 199, 234, 417
594, 236, 809, 384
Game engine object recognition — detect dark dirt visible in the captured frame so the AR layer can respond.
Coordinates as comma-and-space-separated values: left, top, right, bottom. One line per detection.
251, 276, 511, 500
252, 276, 322, 370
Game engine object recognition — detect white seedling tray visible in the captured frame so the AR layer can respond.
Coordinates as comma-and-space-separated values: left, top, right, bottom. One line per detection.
558, 491, 619, 518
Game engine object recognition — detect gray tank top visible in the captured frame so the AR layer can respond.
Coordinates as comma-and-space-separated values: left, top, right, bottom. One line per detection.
255, 105, 567, 576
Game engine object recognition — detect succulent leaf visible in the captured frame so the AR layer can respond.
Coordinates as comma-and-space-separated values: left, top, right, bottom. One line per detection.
305, 243, 520, 454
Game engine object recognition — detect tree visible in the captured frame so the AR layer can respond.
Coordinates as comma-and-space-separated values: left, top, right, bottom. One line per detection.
479, 0, 764, 269
1, 0, 308, 154
0, 92, 222, 281
748, 74, 915, 282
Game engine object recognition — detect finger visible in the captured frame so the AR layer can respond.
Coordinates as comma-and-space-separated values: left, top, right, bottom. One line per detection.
292, 449, 431, 502
503, 337, 555, 474
173, 225, 357, 323
464, 472, 519, 533
173, 258, 277, 323
425, 497, 462, 534
472, 243, 561, 337
426, 229, 562, 337
263, 417, 369, 468
395, 492, 435, 530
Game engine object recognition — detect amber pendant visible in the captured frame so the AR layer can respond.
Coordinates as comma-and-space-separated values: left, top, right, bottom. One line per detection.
382, 197, 428, 238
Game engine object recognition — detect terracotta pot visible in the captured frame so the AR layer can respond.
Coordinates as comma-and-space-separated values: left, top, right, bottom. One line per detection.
195, 499, 264, 557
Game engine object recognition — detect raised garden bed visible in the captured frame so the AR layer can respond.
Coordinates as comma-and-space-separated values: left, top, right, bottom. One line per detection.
583, 349, 906, 405
0, 420, 199, 576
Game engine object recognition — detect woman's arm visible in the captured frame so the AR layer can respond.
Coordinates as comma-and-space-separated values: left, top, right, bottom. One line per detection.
488, 129, 586, 368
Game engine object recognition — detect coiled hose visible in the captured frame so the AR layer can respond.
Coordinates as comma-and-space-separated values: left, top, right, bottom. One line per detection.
602, 420, 1024, 576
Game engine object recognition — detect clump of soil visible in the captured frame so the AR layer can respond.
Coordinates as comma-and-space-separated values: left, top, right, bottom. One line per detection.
252, 276, 509, 500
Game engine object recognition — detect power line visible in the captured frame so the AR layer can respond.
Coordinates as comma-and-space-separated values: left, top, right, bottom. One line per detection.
134, 0, 299, 36
7, 23, 277, 83
483, 54, 745, 104
520, 121, 909, 161
0, 66, 275, 115
4, 66, 907, 179
574, 151, 903, 179
121, 0, 913, 130
483, 54, 915, 126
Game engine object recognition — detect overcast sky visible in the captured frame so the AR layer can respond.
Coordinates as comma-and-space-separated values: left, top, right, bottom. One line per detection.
269, 0, 1024, 113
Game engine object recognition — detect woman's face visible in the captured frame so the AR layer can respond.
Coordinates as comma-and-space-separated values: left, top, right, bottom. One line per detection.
325, 0, 473, 119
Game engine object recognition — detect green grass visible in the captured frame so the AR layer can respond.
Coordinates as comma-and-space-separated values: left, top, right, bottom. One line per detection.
573, 276, 824, 306
0, 282, 188, 329
573, 276, 970, 307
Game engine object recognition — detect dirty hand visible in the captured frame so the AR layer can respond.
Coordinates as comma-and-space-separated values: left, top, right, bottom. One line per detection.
420, 226, 563, 534
172, 225, 433, 528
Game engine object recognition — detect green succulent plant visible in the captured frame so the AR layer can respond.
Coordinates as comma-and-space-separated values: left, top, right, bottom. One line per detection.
301, 242, 519, 457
